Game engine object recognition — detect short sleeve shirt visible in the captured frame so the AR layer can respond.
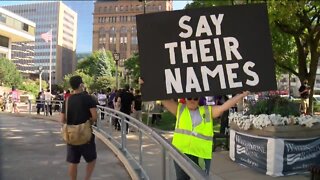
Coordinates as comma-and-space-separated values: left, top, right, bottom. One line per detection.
62, 93, 97, 125
119, 91, 134, 114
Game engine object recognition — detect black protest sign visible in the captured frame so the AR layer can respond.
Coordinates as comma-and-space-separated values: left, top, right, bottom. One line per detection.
283, 138, 320, 175
137, 4, 276, 101
234, 132, 268, 173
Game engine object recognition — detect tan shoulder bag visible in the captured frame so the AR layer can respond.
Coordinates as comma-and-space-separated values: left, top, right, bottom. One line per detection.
61, 97, 92, 145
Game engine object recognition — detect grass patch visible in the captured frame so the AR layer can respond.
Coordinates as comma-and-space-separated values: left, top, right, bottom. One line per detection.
142, 111, 221, 132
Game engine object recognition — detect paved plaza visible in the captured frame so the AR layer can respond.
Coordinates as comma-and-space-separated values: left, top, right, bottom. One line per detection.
0, 112, 311, 180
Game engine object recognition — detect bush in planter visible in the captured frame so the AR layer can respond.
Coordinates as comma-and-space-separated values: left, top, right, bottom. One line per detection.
246, 96, 300, 117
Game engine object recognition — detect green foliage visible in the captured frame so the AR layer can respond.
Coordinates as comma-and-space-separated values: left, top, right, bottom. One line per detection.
89, 76, 115, 92
314, 104, 320, 113
124, 53, 140, 88
19, 79, 38, 97
62, 70, 116, 93
77, 50, 115, 78
0, 58, 22, 87
62, 70, 94, 92
247, 96, 300, 116
143, 111, 176, 131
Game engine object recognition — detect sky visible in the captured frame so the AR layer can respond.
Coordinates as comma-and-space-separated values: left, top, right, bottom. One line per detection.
0, 0, 191, 53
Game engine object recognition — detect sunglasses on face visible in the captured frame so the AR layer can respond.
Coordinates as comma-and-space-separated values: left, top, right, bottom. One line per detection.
187, 98, 199, 101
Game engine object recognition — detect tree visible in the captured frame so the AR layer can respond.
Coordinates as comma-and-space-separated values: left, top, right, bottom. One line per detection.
77, 50, 115, 78
62, 71, 94, 92
185, 0, 320, 114
0, 58, 22, 87
19, 79, 47, 98
268, 1, 320, 114
124, 53, 140, 87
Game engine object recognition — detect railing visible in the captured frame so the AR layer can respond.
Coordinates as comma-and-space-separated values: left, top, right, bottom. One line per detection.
25, 100, 64, 115
22, 100, 208, 179
95, 105, 208, 180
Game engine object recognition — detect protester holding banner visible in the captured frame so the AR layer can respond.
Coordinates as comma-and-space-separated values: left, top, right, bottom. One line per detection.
136, 3, 278, 178
140, 78, 249, 178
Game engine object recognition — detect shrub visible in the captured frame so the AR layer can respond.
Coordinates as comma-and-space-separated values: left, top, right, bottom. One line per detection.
246, 96, 300, 117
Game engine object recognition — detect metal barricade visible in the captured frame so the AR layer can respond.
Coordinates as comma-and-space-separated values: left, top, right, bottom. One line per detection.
95, 105, 208, 180
27, 100, 64, 116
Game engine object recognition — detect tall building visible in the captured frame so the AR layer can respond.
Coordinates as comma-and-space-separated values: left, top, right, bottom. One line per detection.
4, 2, 77, 84
92, 0, 173, 67
0, 7, 35, 61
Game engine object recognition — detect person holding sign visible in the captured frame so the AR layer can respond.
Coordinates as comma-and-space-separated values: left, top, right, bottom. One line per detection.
139, 78, 248, 178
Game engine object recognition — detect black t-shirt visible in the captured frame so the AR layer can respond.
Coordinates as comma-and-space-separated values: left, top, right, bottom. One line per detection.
119, 91, 134, 114
62, 93, 97, 125
133, 95, 142, 111
299, 85, 310, 99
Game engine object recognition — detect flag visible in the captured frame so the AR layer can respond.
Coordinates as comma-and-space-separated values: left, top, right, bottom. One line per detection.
41, 30, 52, 43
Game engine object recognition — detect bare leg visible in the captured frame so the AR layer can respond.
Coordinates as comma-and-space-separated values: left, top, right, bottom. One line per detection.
85, 160, 96, 180
68, 163, 78, 180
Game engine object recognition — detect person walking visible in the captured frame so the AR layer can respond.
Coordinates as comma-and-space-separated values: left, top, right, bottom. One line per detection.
60, 75, 98, 180
36, 92, 44, 114
299, 79, 310, 114
97, 90, 107, 119
131, 89, 142, 121
10, 86, 20, 113
117, 85, 134, 133
139, 78, 248, 179
44, 89, 53, 116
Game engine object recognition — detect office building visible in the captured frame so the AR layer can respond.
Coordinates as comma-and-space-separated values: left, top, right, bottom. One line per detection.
0, 7, 35, 67
4, 2, 77, 83
92, 0, 173, 67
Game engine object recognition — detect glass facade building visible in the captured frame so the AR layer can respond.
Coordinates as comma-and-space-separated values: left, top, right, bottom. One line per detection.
4, 2, 77, 83
0, 7, 35, 64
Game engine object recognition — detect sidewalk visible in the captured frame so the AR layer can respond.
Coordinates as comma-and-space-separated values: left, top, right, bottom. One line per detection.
0, 113, 130, 180
4, 110, 310, 180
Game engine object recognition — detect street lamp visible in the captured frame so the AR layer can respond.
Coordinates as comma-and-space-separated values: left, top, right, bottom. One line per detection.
113, 52, 120, 89
38, 65, 43, 92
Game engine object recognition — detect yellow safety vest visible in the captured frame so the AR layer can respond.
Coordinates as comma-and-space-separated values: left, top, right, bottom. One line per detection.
172, 103, 214, 159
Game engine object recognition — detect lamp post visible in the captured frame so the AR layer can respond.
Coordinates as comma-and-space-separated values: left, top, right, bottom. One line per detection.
38, 66, 43, 92
113, 52, 120, 89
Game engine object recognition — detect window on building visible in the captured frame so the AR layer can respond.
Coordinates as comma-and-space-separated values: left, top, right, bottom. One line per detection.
0, 13, 6, 23
0, 53, 6, 58
131, 36, 138, 45
22, 23, 29, 32
158, 5, 162, 11
0, 35, 9, 48
99, 27, 106, 36
120, 26, 127, 34
115, 6, 119, 12
132, 16, 136, 22
131, 26, 137, 34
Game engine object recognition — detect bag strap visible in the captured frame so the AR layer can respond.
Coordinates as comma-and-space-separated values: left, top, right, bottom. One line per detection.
65, 98, 69, 123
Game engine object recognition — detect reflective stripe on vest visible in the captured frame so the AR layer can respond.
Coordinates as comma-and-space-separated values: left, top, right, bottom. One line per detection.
175, 128, 213, 141
176, 104, 186, 129
204, 106, 210, 123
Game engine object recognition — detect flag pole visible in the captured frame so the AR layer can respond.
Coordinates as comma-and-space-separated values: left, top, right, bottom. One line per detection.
49, 29, 52, 94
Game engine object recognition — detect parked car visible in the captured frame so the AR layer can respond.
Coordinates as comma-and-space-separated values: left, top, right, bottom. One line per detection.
313, 95, 320, 105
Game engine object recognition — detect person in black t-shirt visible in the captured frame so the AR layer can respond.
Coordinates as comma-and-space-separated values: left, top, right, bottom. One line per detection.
299, 79, 310, 114
131, 89, 142, 121
117, 85, 134, 133
60, 75, 97, 180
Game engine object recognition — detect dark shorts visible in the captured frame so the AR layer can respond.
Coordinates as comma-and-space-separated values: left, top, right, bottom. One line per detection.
66, 136, 97, 164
